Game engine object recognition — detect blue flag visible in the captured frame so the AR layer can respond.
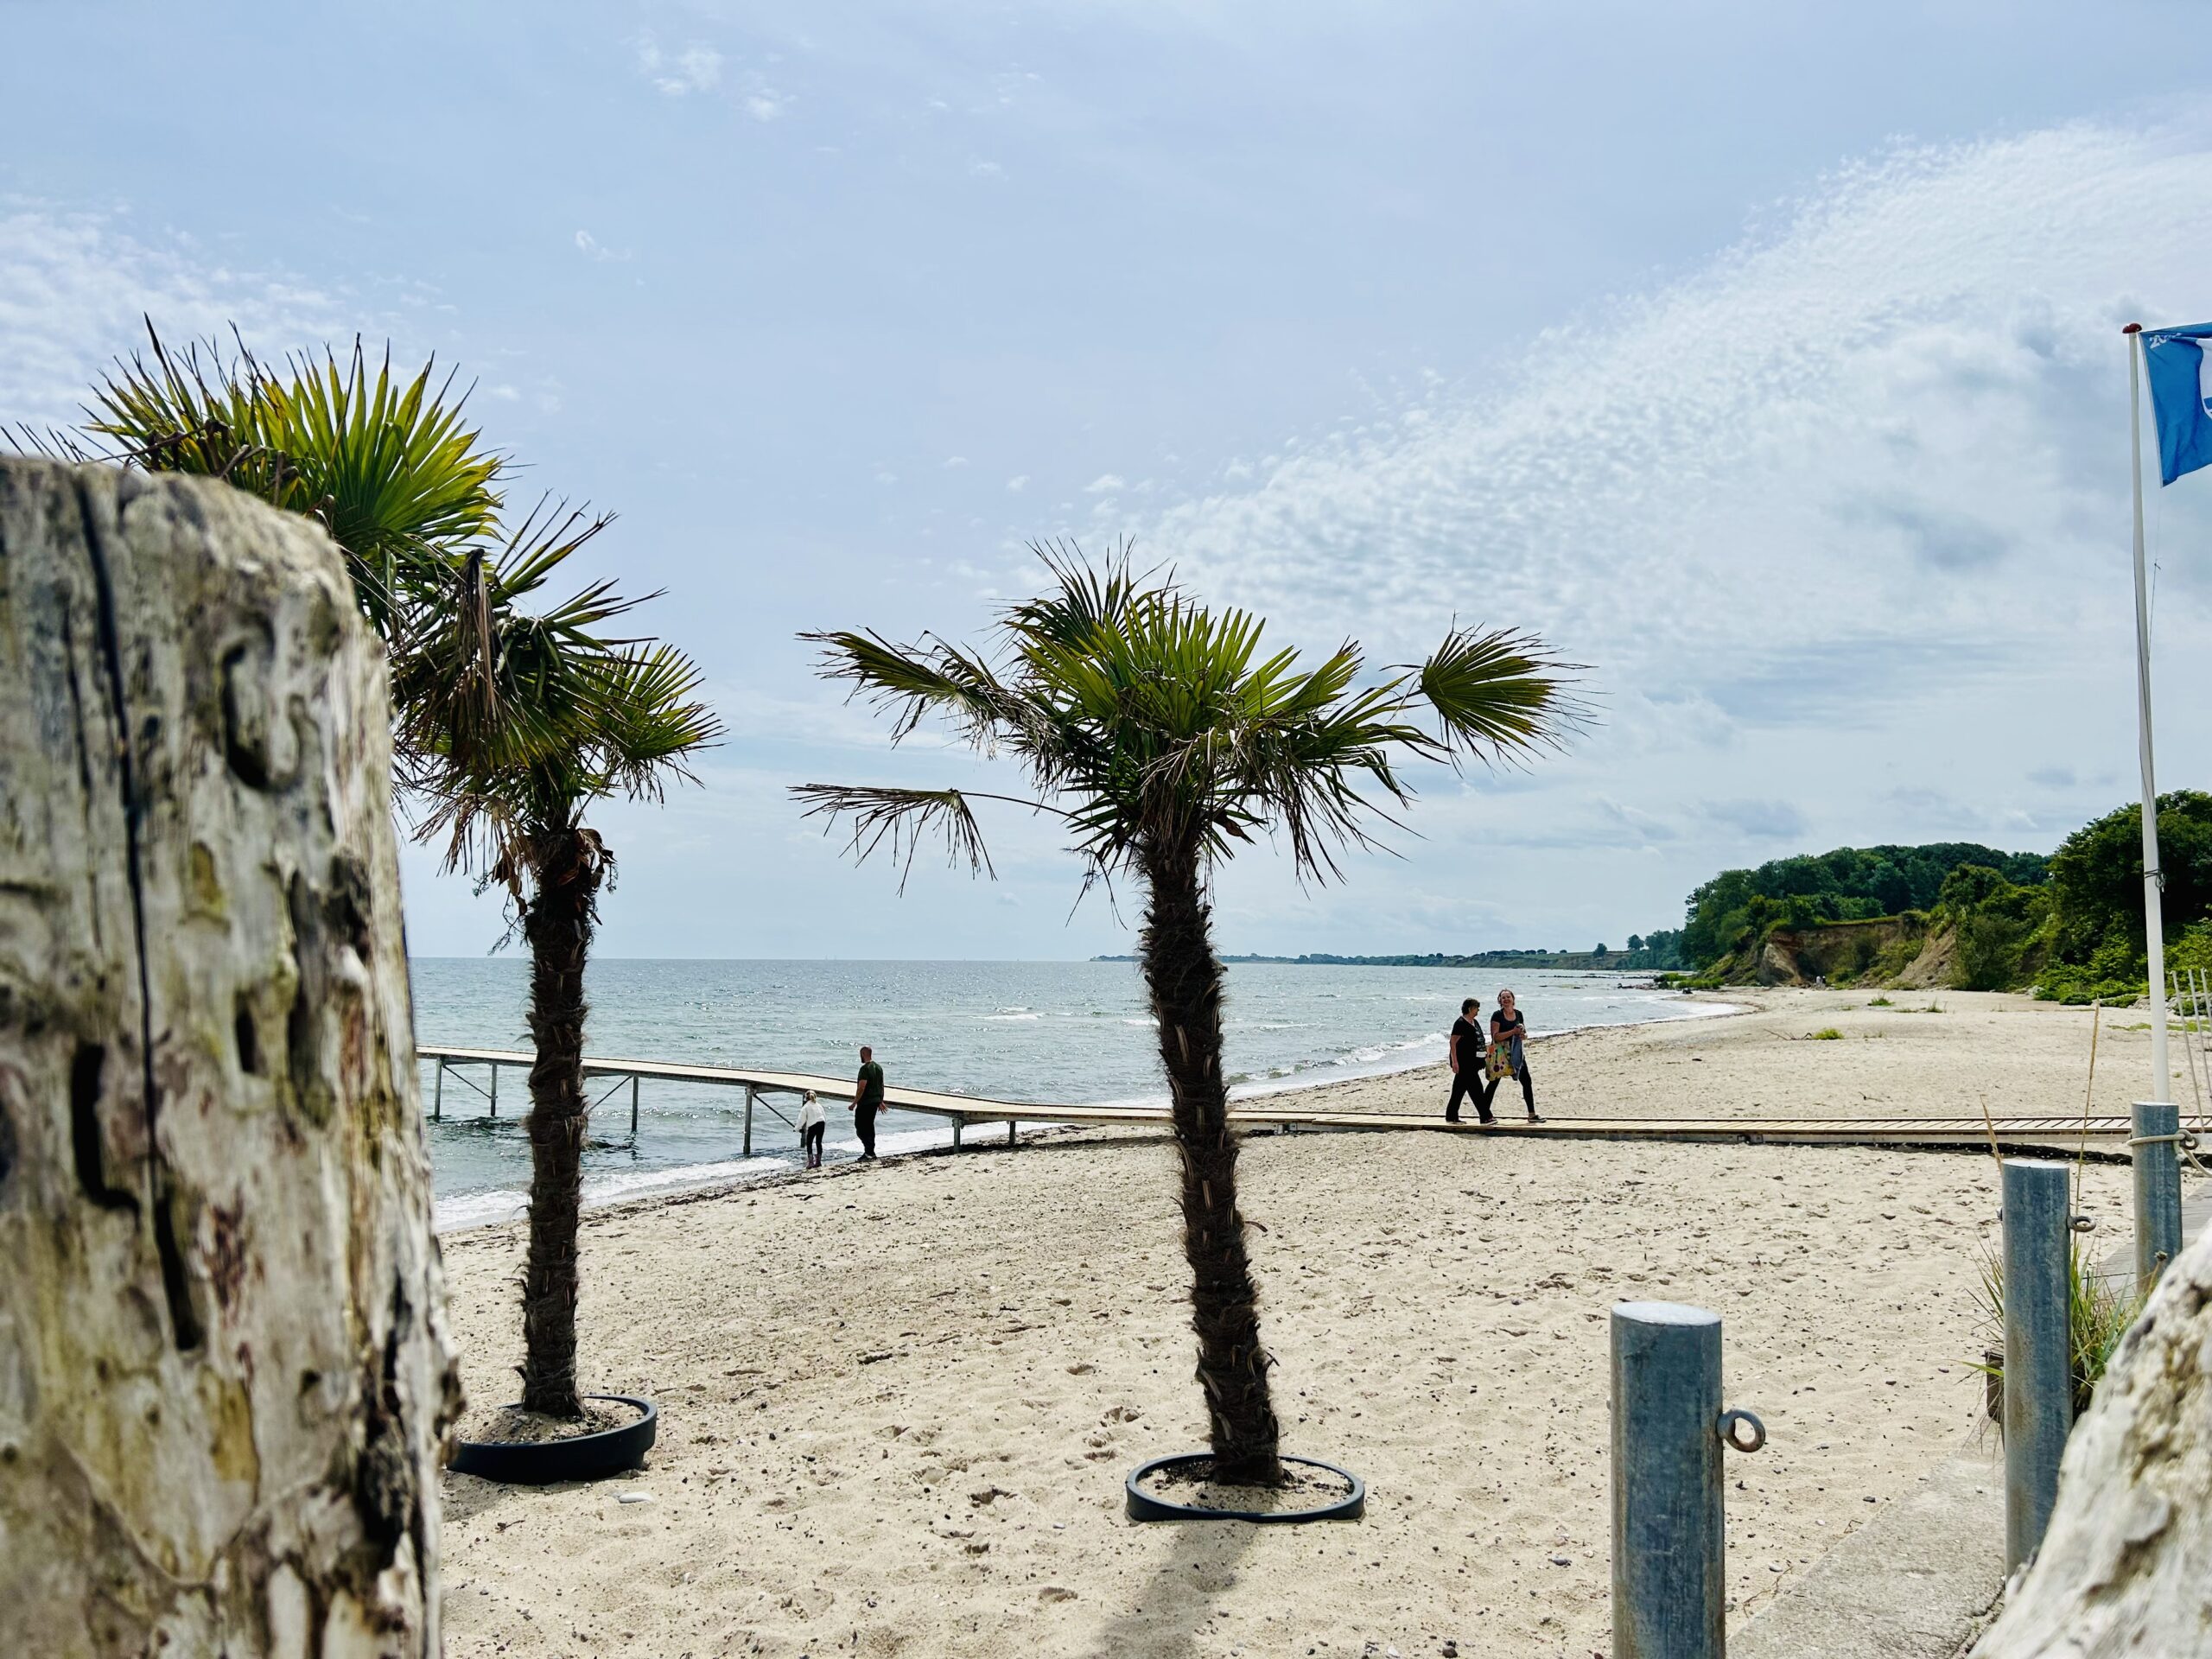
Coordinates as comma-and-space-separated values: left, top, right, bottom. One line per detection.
2144, 322, 2212, 485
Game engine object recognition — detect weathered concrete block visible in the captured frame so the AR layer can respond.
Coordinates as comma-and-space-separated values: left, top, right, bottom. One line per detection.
0, 461, 460, 1657
1972, 1186, 2212, 1653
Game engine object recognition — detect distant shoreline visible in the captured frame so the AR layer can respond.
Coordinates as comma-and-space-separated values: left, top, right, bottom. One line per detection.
1091, 951, 1679, 971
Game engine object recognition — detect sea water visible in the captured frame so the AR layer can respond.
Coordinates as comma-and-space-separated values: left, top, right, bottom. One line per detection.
411, 958, 1727, 1230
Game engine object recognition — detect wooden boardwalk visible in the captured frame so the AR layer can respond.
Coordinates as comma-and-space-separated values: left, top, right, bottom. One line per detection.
416, 1045, 2149, 1155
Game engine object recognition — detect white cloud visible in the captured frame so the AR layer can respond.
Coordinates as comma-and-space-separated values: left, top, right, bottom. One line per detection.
1084, 473, 1125, 493
1146, 118, 2212, 712
0, 200, 356, 430
574, 229, 631, 263
745, 92, 789, 122
1698, 799, 1809, 841
634, 33, 722, 98
942, 454, 969, 468
1596, 796, 1678, 842
1085, 116, 2212, 940
969, 159, 1007, 180
1006, 474, 1028, 493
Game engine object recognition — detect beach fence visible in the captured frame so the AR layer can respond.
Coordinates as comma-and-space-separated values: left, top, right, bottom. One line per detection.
1602, 1138, 2187, 1649
2169, 968, 2212, 1128
1610, 1301, 1764, 1659
1599, 1160, 2178, 1652
2000, 1159, 2077, 1574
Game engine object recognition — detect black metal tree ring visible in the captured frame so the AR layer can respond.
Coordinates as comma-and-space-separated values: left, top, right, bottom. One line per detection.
449, 1395, 660, 1485
1125, 1452, 1366, 1523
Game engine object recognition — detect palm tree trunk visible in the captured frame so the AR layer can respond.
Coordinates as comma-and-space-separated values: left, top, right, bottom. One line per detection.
1139, 837, 1283, 1484
519, 822, 601, 1417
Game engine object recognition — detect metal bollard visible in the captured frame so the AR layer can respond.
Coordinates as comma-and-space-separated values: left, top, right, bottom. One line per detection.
1611, 1301, 1764, 1659
630, 1074, 641, 1140
2002, 1158, 2073, 1573
742, 1084, 754, 1158
2132, 1101, 2183, 1294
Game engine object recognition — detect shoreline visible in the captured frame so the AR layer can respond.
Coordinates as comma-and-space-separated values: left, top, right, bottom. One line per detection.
428, 989, 1755, 1234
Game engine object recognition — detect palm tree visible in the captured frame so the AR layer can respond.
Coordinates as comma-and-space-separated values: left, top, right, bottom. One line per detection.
794, 548, 1581, 1482
52, 322, 724, 1419
418, 591, 722, 1417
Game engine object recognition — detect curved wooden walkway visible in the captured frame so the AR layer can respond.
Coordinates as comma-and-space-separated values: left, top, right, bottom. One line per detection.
417, 1046, 2149, 1155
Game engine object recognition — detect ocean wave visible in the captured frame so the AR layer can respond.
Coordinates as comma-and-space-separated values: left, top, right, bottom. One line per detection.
430, 1116, 1069, 1234
432, 1150, 791, 1232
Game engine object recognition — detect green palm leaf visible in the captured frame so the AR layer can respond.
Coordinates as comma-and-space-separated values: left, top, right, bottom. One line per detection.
54, 322, 503, 643
797, 541, 1586, 886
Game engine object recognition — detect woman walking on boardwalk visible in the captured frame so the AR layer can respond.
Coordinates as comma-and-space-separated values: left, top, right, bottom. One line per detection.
1490, 988, 1541, 1123
1445, 997, 1498, 1125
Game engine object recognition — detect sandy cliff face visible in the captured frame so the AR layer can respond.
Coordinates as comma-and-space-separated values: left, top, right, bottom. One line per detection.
1889, 925, 1958, 988
1730, 915, 1935, 986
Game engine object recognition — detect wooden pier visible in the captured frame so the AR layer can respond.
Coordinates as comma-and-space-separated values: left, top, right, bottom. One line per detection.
416, 1046, 2155, 1156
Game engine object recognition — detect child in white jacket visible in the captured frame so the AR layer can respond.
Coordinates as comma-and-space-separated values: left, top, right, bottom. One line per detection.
798, 1090, 827, 1169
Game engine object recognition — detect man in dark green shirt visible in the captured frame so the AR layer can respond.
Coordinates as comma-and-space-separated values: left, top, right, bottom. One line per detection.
850, 1045, 886, 1160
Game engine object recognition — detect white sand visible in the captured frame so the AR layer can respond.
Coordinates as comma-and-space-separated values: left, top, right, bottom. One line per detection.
1307, 985, 2186, 1124
436, 989, 2186, 1657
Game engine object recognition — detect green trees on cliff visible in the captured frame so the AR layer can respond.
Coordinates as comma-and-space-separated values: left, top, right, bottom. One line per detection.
1671, 796, 2212, 1001
2035, 792, 2212, 1002
1680, 842, 2050, 969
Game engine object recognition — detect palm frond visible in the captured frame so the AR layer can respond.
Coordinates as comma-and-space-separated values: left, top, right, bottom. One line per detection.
1411, 626, 1588, 764
589, 645, 726, 800
791, 785, 998, 891
73, 321, 504, 643
1003, 536, 1158, 647
802, 627, 1021, 744
801, 542, 1591, 897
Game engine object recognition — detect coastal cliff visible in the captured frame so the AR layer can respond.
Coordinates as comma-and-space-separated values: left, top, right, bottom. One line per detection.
1709, 914, 1958, 988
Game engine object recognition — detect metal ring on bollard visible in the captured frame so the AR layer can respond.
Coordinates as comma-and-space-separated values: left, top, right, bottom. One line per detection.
1717, 1409, 1766, 1453
2069, 1214, 2098, 1234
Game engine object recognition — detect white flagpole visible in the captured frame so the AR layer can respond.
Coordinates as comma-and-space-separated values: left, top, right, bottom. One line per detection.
2124, 321, 2171, 1104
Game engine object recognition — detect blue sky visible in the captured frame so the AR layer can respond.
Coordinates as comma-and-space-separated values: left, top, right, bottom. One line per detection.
7, 1, 2212, 959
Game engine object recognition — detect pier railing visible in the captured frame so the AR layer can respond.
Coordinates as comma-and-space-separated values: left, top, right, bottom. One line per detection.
418, 1046, 1033, 1153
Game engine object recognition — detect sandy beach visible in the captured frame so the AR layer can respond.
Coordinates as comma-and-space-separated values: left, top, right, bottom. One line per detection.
436, 989, 2190, 1657
1309, 985, 2191, 1124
